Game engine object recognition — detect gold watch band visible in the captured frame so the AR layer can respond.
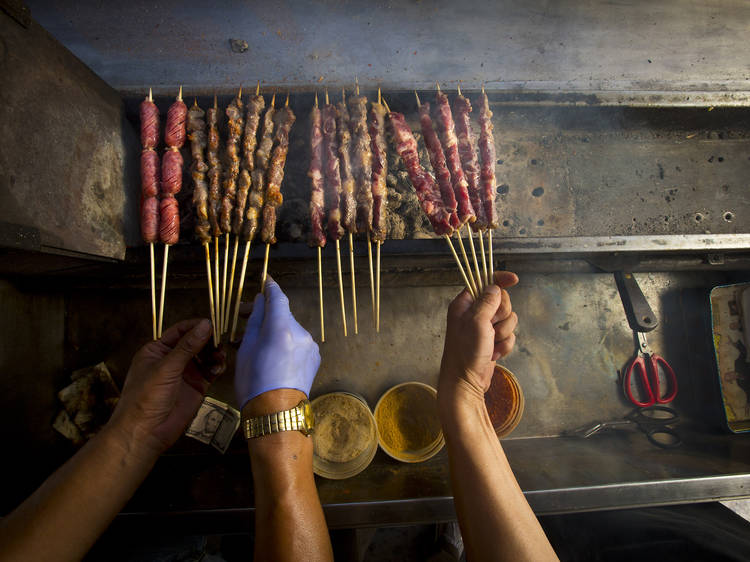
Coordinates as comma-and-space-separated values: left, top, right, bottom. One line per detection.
243, 400, 312, 439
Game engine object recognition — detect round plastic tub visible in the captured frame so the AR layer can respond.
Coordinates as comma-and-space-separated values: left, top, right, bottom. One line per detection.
484, 364, 525, 438
374, 382, 444, 463
311, 392, 378, 480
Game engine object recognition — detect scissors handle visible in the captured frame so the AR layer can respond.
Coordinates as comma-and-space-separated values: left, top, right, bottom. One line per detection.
644, 426, 682, 449
623, 356, 656, 407
650, 354, 678, 404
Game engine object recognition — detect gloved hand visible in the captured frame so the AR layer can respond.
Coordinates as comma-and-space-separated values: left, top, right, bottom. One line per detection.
235, 279, 321, 410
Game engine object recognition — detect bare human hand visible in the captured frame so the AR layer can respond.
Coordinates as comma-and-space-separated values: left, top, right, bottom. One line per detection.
439, 271, 519, 405
108, 318, 214, 458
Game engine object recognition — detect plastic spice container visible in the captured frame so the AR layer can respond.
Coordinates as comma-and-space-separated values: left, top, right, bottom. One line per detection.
311, 392, 378, 479
374, 382, 444, 463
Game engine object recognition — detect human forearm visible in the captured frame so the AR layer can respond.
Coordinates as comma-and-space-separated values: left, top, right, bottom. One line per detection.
441, 390, 557, 562
244, 390, 332, 562
0, 424, 158, 562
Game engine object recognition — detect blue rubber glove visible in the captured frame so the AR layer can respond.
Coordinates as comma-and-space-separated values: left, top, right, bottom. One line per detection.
235, 279, 321, 410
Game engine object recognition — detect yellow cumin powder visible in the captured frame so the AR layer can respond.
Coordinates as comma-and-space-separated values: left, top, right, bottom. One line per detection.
376, 385, 441, 455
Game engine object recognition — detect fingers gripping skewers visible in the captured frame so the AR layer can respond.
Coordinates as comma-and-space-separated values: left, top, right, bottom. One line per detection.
260, 94, 296, 290
454, 86, 487, 288
139, 89, 160, 340
187, 98, 219, 346
308, 93, 326, 342
230, 84, 265, 342
338, 90, 358, 334
368, 89, 388, 332
158, 87, 187, 338
478, 87, 498, 281
220, 89, 244, 333
322, 91, 347, 336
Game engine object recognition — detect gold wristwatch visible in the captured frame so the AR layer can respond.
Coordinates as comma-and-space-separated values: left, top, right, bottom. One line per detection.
243, 399, 314, 439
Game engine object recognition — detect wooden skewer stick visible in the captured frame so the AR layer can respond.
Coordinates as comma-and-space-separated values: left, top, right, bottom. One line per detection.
204, 243, 219, 347
221, 233, 229, 333
355, 77, 359, 96
260, 243, 270, 294
376, 241, 382, 333
367, 231, 375, 322
335, 239, 348, 336
455, 229, 478, 296
230, 240, 251, 342
348, 232, 358, 334
225, 236, 239, 335
149, 242, 157, 340
466, 225, 483, 291
318, 246, 325, 343
177, 85, 182, 102
157, 244, 170, 338
478, 227, 489, 287
444, 235, 476, 299
488, 229, 494, 283
213, 237, 221, 335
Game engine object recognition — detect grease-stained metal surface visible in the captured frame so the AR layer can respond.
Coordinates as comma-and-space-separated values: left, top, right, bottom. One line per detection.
26, 0, 750, 96
0, 12, 139, 260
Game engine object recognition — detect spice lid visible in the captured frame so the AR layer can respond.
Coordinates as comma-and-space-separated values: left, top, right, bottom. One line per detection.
484, 364, 524, 438
311, 392, 378, 480
374, 382, 445, 463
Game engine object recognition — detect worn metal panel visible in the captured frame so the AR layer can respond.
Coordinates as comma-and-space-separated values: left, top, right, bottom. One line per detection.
25, 0, 750, 95
0, 10, 139, 260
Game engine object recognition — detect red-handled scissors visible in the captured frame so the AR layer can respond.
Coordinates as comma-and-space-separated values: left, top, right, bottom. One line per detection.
623, 331, 678, 407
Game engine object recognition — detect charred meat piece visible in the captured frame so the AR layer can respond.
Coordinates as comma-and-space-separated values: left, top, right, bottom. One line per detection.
337, 97, 356, 233
454, 94, 486, 230
368, 100, 388, 242
435, 91, 474, 225
322, 103, 344, 241
419, 101, 460, 230
261, 106, 295, 244
187, 101, 211, 244
388, 111, 453, 236
165, 99, 187, 149
220, 95, 244, 233
308, 103, 326, 248
478, 91, 498, 229
349, 94, 373, 234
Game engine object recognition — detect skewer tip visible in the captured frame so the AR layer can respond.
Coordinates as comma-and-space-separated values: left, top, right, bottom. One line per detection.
436, 81, 441, 92
383, 98, 391, 113
414, 90, 421, 107
285, 91, 289, 107
314, 92, 318, 108
377, 87, 381, 105
481, 83, 486, 95
148, 87, 153, 102
178, 85, 183, 101
238, 84, 243, 99
355, 76, 360, 95
256, 80, 261, 96
271, 92, 276, 106
342, 88, 346, 103
324, 89, 329, 105
213, 94, 217, 109
193, 97, 198, 108
457, 82, 462, 96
